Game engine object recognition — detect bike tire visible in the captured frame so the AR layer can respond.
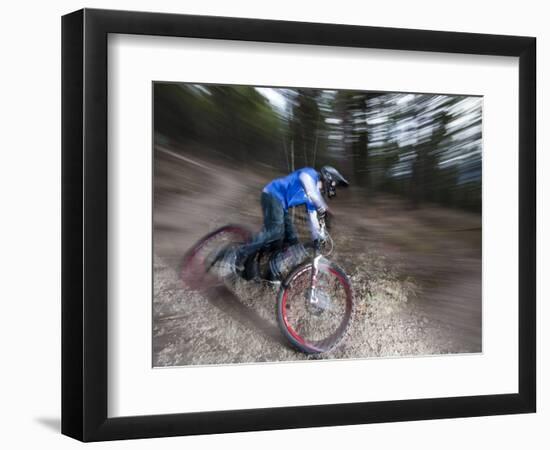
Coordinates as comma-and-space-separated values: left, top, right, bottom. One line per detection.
276, 259, 353, 354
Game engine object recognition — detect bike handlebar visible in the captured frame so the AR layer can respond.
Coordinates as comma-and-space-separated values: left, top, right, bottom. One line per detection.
303, 217, 334, 257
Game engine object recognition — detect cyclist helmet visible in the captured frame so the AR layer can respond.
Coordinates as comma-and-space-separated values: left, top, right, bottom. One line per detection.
320, 166, 349, 198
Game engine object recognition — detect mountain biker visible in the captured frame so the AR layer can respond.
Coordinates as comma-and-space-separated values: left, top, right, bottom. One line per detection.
233, 166, 349, 277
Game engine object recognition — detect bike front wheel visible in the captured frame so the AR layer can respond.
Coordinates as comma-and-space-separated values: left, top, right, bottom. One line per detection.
277, 260, 353, 354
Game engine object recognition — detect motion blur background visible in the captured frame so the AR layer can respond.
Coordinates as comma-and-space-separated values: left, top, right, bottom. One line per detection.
154, 84, 482, 211
153, 83, 482, 367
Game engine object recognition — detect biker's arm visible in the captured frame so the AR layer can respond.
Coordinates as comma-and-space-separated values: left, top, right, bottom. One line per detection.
299, 172, 328, 242
299, 171, 327, 214
306, 209, 324, 241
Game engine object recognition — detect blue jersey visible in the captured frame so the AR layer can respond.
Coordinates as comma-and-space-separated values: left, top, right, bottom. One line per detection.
263, 167, 326, 212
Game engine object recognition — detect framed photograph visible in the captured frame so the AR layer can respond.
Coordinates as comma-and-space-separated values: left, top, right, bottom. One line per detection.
62, 8, 536, 441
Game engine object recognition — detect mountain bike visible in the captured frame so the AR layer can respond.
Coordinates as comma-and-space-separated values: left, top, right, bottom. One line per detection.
180, 215, 354, 354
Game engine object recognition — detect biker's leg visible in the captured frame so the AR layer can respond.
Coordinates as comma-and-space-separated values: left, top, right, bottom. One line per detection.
235, 193, 285, 271
283, 210, 299, 246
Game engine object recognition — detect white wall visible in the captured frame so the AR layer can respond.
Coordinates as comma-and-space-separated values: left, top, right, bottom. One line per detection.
0, 0, 546, 448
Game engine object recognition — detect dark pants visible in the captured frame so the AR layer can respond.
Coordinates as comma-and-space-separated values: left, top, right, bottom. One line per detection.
237, 192, 298, 262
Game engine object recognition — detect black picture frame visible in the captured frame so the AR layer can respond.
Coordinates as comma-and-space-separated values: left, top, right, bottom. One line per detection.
62, 8, 536, 442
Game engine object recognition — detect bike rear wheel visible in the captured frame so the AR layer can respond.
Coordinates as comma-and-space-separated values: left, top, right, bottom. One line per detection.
277, 260, 353, 354
180, 225, 252, 290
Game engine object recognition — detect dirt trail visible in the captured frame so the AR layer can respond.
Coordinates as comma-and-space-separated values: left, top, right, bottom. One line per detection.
153, 149, 481, 366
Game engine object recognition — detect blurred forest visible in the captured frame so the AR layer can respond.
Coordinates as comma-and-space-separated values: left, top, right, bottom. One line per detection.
154, 83, 482, 212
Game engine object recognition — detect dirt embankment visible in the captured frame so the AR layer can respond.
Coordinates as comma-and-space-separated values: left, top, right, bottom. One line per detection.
153, 147, 481, 366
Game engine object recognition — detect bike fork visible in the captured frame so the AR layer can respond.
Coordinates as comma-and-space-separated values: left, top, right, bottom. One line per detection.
309, 253, 322, 305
